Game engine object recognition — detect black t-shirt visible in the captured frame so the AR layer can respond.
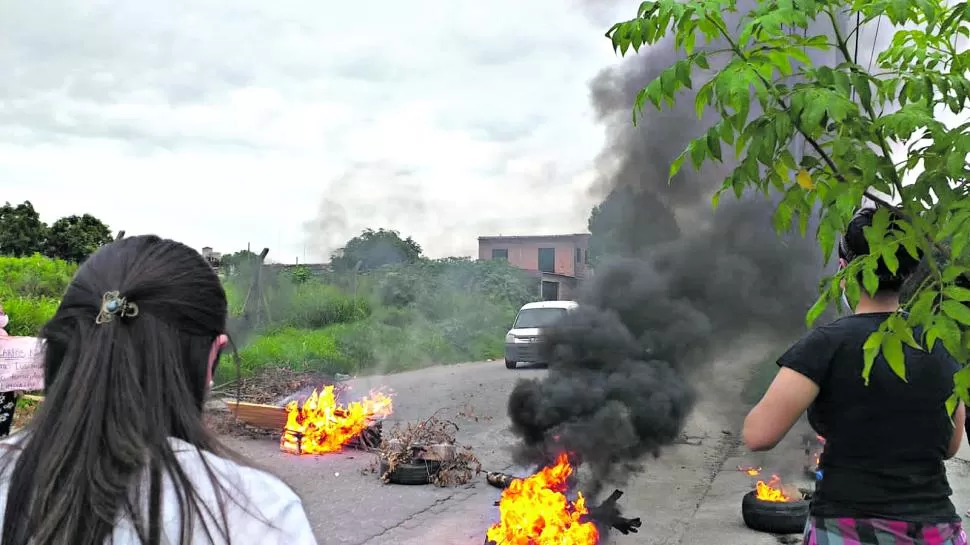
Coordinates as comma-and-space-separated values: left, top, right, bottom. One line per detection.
779, 312, 960, 523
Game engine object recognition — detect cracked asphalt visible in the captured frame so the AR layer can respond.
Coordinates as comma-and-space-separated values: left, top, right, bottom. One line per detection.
222, 349, 764, 545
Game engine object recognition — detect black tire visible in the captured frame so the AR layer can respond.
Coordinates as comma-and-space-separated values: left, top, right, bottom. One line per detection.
741, 490, 809, 535
379, 458, 441, 485
505, 359, 517, 369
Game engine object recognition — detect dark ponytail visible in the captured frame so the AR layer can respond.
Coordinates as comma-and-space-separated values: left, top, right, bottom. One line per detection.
0, 235, 256, 545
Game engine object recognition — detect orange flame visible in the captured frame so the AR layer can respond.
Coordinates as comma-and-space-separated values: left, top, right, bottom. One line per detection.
280, 385, 392, 455
486, 453, 600, 545
737, 465, 761, 477
754, 475, 798, 503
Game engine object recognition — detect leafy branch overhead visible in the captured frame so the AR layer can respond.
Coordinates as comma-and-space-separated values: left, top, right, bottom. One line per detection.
606, 0, 970, 402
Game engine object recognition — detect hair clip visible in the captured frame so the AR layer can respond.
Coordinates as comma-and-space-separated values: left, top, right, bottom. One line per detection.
95, 291, 139, 325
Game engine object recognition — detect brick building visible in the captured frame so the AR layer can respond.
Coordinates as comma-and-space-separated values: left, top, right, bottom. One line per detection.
477, 233, 590, 301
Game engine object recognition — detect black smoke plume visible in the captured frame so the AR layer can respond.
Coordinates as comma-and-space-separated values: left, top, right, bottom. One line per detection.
506, 10, 841, 495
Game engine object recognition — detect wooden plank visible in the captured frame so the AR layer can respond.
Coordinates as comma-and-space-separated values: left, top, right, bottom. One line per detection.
225, 401, 287, 430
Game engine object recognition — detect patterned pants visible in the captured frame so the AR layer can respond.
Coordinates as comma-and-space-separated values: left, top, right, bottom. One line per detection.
0, 392, 16, 437
805, 517, 968, 545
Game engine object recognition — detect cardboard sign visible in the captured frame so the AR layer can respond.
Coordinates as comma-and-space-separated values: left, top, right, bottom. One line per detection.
0, 336, 44, 392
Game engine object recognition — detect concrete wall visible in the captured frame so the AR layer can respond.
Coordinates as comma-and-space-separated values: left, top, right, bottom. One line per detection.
478, 234, 590, 279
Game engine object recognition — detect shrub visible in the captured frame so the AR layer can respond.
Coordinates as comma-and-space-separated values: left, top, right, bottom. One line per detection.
2, 295, 59, 336
1, 255, 73, 336
0, 254, 75, 299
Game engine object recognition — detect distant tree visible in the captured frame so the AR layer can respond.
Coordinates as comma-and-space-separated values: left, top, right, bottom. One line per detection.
0, 201, 48, 257
44, 214, 113, 263
331, 228, 423, 273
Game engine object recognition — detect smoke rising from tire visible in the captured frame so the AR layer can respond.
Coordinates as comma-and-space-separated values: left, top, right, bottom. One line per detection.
506, 10, 835, 494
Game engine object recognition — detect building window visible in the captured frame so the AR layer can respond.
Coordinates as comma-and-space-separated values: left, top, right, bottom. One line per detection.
575, 247, 581, 264
538, 247, 555, 273
584, 249, 589, 264
491, 248, 509, 261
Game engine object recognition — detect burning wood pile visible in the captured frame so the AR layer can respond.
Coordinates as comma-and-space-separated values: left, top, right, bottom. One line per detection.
484, 454, 641, 544
280, 385, 392, 455
377, 413, 482, 487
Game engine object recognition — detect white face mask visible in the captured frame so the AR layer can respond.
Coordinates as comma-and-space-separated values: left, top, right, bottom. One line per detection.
0, 314, 8, 329
841, 291, 853, 313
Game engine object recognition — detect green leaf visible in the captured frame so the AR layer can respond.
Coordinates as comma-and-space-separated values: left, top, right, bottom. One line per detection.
943, 266, 963, 283
862, 267, 879, 296
806, 294, 828, 327
852, 73, 872, 107
675, 59, 693, 89
953, 366, 970, 406
889, 314, 921, 350
883, 333, 907, 382
942, 300, 970, 326
882, 245, 900, 274
706, 127, 722, 161
689, 138, 707, 169
947, 392, 960, 417
695, 84, 713, 119
862, 331, 885, 385
669, 150, 688, 180
945, 285, 970, 302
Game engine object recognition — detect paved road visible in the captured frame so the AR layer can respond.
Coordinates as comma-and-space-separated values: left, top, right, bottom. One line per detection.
222, 346, 768, 545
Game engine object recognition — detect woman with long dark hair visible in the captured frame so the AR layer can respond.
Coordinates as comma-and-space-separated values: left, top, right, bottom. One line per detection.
743, 205, 966, 545
0, 235, 316, 545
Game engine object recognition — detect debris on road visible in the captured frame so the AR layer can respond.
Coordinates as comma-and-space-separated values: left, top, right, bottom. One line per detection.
375, 412, 481, 487
485, 471, 517, 489
212, 366, 342, 405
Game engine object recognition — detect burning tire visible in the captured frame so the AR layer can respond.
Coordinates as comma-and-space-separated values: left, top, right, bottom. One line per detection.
741, 490, 810, 535
505, 359, 517, 369
379, 458, 442, 485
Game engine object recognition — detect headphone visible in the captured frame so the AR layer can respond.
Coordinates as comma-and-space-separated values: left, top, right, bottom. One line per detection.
837, 206, 877, 264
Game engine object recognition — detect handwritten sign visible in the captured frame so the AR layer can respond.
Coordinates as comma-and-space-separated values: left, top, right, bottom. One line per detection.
0, 336, 44, 392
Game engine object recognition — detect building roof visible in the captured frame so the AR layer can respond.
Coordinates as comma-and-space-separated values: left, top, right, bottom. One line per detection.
477, 233, 590, 242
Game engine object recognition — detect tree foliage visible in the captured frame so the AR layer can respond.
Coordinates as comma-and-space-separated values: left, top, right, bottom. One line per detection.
330, 228, 423, 273
45, 214, 113, 263
607, 0, 970, 404
0, 201, 47, 257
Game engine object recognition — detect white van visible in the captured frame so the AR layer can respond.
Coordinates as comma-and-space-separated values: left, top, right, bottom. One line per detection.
503, 300, 578, 369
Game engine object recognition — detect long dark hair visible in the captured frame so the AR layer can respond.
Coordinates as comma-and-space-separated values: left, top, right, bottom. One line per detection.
1, 235, 257, 545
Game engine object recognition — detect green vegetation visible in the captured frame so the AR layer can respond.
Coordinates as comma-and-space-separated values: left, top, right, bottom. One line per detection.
0, 254, 74, 336
608, 0, 970, 404
2, 230, 537, 381
222, 256, 535, 381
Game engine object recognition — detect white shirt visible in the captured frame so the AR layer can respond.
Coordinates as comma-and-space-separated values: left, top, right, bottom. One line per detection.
0, 436, 317, 545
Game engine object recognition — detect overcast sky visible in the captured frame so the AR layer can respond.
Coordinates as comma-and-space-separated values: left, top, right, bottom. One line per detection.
0, 0, 629, 262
